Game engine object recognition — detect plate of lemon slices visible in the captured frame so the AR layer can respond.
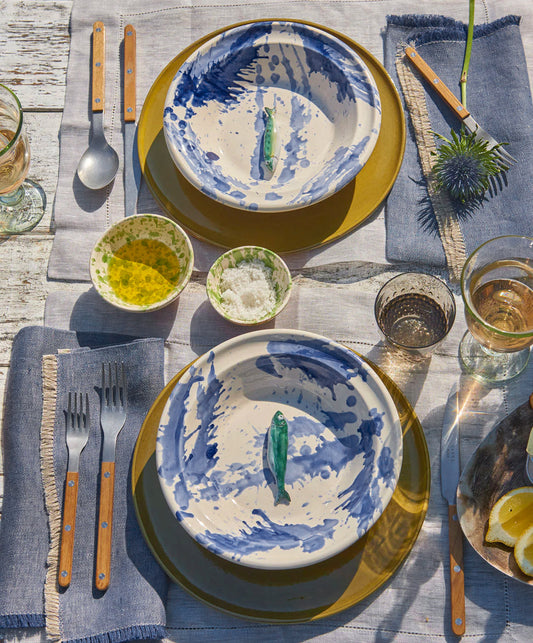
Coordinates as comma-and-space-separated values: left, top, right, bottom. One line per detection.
457, 398, 533, 585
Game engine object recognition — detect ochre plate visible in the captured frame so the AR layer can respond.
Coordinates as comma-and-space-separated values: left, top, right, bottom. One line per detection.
457, 399, 533, 586
137, 20, 405, 252
132, 354, 429, 622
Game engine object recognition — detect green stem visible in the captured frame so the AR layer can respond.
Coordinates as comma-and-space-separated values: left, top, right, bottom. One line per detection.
460, 0, 475, 107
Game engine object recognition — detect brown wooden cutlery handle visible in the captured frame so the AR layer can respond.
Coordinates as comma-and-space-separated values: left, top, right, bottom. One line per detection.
124, 25, 136, 122
92, 21, 105, 112
58, 471, 80, 588
404, 46, 470, 120
448, 504, 465, 636
95, 461, 115, 590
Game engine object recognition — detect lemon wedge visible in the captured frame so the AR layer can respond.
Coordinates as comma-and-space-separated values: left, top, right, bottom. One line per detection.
485, 487, 533, 547
514, 525, 533, 576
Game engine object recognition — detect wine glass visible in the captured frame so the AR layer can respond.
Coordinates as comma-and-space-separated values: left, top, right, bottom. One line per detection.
460, 235, 533, 382
0, 84, 45, 234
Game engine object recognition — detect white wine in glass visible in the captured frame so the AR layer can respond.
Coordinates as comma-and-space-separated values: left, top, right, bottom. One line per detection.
0, 84, 45, 234
461, 237, 533, 382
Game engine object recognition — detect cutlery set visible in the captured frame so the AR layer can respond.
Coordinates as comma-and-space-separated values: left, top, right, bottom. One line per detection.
77, 21, 137, 201
58, 363, 127, 590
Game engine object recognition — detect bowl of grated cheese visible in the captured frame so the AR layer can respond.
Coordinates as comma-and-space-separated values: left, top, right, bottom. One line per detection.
206, 246, 292, 325
90, 213, 194, 312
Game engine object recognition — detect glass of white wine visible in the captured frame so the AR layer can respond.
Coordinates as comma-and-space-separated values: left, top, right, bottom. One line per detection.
460, 235, 533, 382
0, 84, 45, 234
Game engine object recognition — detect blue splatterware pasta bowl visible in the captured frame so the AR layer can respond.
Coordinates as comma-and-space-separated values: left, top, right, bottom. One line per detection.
156, 329, 402, 570
163, 21, 381, 213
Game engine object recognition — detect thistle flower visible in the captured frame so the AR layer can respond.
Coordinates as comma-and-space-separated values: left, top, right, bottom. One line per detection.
431, 128, 509, 203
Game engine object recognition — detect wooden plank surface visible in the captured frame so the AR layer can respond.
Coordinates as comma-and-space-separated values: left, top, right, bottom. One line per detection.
0, 0, 71, 109
0, 1, 72, 505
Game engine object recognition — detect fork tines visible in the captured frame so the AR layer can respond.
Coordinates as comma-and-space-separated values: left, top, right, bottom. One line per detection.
67, 391, 90, 429
491, 145, 516, 169
101, 362, 127, 409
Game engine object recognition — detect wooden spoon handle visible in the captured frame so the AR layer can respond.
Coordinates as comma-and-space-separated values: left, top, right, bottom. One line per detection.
58, 471, 80, 587
448, 504, 466, 636
124, 25, 136, 122
92, 21, 105, 112
404, 46, 470, 120
95, 461, 115, 590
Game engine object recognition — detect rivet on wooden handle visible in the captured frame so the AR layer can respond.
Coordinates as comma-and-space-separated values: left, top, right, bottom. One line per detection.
58, 471, 80, 588
124, 25, 136, 122
448, 504, 466, 636
95, 461, 115, 591
92, 21, 105, 112
404, 46, 470, 120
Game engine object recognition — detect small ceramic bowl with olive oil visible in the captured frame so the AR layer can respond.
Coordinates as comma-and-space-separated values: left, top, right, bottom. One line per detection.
90, 213, 194, 312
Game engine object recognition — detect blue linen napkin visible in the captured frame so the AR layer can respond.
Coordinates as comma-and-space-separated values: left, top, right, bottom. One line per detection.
0, 326, 168, 643
384, 15, 533, 272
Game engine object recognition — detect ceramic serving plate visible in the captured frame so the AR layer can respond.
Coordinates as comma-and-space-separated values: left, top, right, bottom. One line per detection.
138, 19, 405, 252
133, 351, 429, 621
457, 398, 533, 585
156, 330, 402, 570
163, 21, 381, 213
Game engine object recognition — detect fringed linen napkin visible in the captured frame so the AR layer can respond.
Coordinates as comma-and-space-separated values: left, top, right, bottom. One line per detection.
0, 327, 167, 643
384, 14, 533, 280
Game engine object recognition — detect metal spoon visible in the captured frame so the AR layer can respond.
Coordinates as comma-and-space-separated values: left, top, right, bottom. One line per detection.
77, 21, 119, 190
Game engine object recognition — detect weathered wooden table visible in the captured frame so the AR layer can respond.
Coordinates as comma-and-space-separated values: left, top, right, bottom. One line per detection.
0, 0, 72, 474
1, 2, 533, 641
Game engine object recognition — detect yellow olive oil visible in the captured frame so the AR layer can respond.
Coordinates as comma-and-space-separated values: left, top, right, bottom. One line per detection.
107, 239, 180, 306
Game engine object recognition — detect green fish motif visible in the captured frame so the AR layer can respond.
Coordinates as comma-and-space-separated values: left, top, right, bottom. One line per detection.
267, 410, 291, 505
263, 105, 280, 173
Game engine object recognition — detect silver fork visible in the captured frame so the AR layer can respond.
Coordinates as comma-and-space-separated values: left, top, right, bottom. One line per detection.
405, 46, 517, 168
461, 116, 516, 168
95, 362, 127, 591
58, 392, 90, 588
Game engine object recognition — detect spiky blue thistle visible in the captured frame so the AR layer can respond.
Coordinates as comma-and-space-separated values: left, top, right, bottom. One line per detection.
431, 128, 509, 203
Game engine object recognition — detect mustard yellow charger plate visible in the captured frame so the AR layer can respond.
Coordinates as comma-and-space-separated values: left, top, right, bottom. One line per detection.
137, 20, 406, 252
131, 354, 430, 622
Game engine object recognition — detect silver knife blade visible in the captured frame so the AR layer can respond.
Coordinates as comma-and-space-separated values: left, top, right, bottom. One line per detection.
441, 383, 461, 505
124, 24, 138, 217
124, 121, 139, 217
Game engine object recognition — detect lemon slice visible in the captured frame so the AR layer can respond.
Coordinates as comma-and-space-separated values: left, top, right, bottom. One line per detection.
514, 525, 533, 576
485, 487, 533, 547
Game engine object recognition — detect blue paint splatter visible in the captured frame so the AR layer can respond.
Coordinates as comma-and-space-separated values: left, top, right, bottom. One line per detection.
255, 338, 368, 400
196, 508, 338, 559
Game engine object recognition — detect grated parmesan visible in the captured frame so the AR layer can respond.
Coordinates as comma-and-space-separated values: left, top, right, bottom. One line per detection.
219, 259, 277, 320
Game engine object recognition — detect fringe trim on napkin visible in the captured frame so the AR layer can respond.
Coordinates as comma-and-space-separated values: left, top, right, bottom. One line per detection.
395, 43, 467, 282
41, 354, 62, 642
0, 613, 45, 628
66, 624, 167, 643
387, 14, 521, 47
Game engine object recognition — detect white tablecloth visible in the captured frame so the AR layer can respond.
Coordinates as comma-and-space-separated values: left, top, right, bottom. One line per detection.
40, 0, 533, 641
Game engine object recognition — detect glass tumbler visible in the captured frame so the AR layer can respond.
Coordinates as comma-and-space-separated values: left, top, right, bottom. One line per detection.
375, 272, 456, 358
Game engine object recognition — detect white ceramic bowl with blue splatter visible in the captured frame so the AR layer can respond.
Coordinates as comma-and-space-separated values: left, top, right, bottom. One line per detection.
163, 21, 381, 213
156, 329, 402, 570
